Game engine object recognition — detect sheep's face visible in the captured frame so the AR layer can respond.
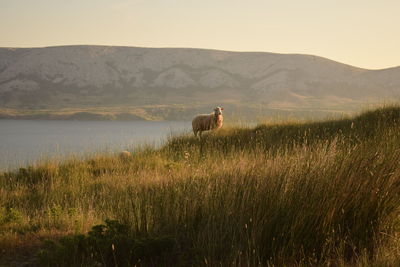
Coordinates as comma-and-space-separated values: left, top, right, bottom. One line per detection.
214, 107, 224, 115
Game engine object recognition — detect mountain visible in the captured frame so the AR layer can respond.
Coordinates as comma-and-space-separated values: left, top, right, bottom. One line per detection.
0, 45, 399, 120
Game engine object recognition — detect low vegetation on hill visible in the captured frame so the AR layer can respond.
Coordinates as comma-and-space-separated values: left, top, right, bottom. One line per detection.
1, 106, 400, 266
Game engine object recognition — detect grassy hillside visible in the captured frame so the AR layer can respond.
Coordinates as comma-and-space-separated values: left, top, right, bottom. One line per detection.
1, 106, 400, 266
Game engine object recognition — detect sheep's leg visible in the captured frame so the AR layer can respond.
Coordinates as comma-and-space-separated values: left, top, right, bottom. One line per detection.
193, 129, 198, 137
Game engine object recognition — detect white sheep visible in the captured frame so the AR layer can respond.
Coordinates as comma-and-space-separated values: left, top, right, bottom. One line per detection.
192, 107, 224, 137
119, 150, 131, 159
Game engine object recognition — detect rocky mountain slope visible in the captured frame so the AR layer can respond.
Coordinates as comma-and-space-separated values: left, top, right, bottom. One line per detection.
0, 45, 399, 119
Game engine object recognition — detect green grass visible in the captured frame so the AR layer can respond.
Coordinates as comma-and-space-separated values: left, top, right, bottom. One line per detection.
1, 106, 400, 266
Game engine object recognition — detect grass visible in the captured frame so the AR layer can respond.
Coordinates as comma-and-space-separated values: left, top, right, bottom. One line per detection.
1, 106, 400, 266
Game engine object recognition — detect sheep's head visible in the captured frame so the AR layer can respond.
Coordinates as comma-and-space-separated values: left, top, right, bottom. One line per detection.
214, 107, 224, 116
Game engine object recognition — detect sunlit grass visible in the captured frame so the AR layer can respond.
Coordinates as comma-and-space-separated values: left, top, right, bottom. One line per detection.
1, 106, 400, 266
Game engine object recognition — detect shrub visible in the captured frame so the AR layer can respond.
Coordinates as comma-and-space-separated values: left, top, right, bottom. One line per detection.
38, 219, 177, 267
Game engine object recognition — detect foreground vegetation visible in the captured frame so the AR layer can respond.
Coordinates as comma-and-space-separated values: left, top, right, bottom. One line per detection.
1, 106, 400, 266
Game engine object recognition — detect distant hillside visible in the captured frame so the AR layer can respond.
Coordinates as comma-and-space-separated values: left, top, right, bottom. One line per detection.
0, 45, 399, 120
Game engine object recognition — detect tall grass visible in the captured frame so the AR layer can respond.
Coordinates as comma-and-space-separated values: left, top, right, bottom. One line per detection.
1, 106, 400, 266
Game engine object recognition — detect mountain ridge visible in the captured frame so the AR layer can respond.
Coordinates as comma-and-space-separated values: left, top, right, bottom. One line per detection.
0, 45, 399, 120
3, 44, 398, 70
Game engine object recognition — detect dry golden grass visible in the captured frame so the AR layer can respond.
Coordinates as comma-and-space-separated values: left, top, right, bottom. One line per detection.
1, 106, 400, 266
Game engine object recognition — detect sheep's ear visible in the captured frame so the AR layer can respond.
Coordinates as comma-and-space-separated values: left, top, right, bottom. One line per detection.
221, 108, 224, 110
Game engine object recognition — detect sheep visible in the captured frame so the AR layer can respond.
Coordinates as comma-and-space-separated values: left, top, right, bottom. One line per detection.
119, 150, 131, 159
192, 107, 224, 137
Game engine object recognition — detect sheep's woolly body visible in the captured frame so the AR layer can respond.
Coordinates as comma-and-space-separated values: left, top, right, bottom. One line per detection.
119, 150, 131, 159
192, 107, 223, 137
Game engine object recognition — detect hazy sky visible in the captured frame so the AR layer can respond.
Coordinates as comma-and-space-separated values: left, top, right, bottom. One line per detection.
1, 0, 399, 69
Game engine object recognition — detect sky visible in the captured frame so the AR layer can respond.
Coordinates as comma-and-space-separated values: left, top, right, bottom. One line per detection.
1, 0, 399, 70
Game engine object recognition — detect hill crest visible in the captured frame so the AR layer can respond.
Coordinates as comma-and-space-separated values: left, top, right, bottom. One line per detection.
0, 45, 399, 119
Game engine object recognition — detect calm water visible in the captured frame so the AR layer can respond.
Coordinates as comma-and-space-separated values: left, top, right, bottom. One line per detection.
0, 120, 190, 171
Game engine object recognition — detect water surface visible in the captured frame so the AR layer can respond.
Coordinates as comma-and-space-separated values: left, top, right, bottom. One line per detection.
0, 120, 190, 171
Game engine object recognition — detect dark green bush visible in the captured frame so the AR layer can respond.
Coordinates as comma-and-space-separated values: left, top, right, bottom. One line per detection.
38, 219, 177, 267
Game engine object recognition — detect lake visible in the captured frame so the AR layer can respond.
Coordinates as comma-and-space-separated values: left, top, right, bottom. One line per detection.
0, 120, 191, 171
